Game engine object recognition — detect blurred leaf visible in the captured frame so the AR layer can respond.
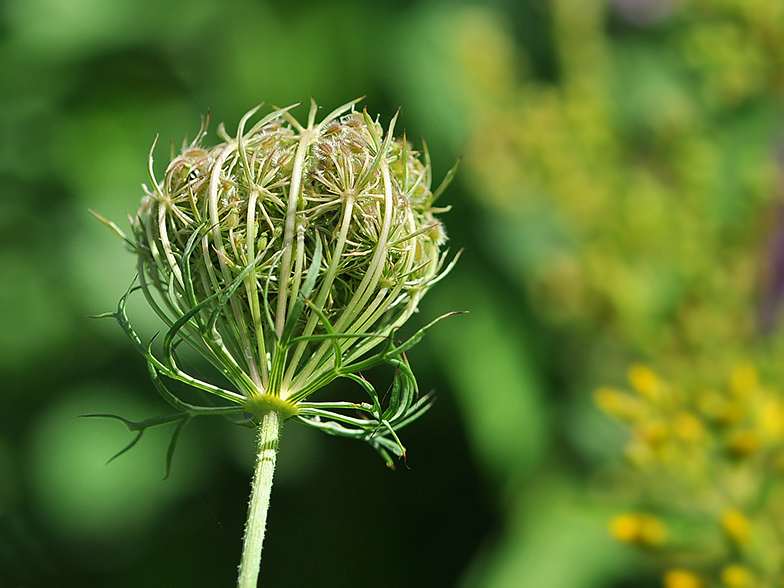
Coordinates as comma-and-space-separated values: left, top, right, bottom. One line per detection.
390, 5, 514, 151
53, 101, 202, 212
2, 0, 217, 61
0, 252, 71, 373
0, 436, 15, 516
461, 476, 633, 588
426, 267, 548, 483
27, 384, 209, 542
57, 100, 200, 332
4, 0, 139, 59
215, 2, 377, 112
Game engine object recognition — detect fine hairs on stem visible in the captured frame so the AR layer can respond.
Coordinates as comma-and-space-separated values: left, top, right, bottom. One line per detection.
237, 411, 280, 588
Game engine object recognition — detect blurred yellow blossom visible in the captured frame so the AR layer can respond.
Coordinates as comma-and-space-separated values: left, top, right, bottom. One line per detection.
438, 0, 784, 585
596, 364, 784, 585
721, 565, 755, 588
664, 569, 703, 588
609, 512, 668, 546
594, 387, 647, 422
672, 412, 705, 443
720, 509, 752, 546
758, 397, 784, 441
629, 364, 664, 402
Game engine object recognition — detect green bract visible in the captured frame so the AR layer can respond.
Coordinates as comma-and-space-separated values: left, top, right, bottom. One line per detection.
97, 98, 458, 469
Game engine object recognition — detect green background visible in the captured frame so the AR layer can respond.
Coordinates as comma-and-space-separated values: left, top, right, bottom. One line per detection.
2, 0, 779, 586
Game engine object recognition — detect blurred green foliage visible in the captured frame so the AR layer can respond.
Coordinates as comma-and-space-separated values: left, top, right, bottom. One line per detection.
413, 0, 784, 586
2, 0, 783, 587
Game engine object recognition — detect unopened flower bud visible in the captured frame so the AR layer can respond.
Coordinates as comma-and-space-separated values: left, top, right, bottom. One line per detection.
102, 98, 459, 465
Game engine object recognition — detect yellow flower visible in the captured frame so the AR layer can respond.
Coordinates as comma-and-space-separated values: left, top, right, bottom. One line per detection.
759, 396, 784, 442
594, 387, 646, 422
609, 513, 639, 543
663, 569, 702, 588
673, 411, 705, 443
629, 364, 661, 401
609, 513, 667, 547
720, 509, 751, 545
721, 565, 754, 588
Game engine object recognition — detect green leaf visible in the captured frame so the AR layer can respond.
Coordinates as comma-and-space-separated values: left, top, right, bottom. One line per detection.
164, 416, 192, 480
426, 271, 548, 481
79, 412, 187, 468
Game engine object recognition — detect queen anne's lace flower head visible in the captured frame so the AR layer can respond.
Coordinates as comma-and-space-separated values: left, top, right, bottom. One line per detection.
98, 98, 458, 468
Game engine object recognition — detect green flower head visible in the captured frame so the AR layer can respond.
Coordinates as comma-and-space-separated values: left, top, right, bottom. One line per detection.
98, 98, 458, 468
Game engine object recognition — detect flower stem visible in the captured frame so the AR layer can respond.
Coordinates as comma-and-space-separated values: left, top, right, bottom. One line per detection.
237, 410, 281, 588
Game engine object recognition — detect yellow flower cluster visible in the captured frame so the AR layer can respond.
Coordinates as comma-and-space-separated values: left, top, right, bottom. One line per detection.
427, 0, 784, 585
597, 363, 784, 587
609, 512, 668, 547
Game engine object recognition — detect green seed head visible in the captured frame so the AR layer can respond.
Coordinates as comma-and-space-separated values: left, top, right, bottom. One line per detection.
106, 98, 458, 465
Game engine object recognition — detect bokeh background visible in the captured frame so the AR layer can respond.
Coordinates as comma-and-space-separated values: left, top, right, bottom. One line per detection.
2, 0, 783, 586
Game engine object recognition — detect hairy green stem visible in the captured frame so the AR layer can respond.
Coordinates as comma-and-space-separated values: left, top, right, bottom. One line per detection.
237, 411, 281, 588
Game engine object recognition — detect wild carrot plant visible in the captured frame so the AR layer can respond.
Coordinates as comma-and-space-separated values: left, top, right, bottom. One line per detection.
93, 98, 458, 587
